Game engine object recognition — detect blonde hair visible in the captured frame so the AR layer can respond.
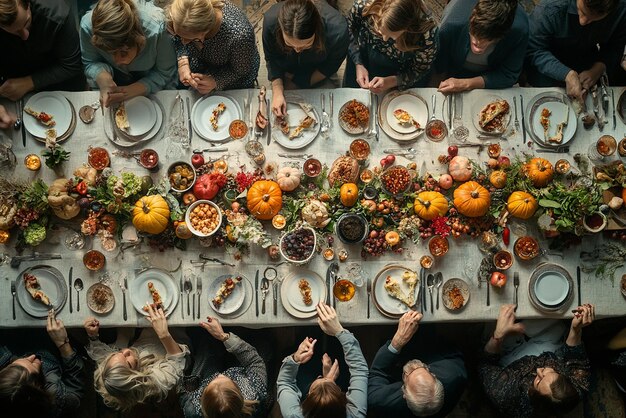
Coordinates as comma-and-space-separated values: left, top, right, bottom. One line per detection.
200, 377, 259, 417
363, 0, 435, 52
167, 0, 224, 35
94, 348, 167, 411
91, 0, 146, 51
0, 0, 26, 26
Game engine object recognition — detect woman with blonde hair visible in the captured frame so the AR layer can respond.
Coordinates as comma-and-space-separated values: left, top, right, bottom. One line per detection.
84, 304, 189, 411
263, 0, 349, 117
79, 0, 177, 107
178, 316, 268, 418
167, 0, 259, 94
344, 0, 437, 92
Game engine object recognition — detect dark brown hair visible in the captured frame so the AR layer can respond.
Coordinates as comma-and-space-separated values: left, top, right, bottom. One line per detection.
0, 364, 53, 418
583, 0, 619, 15
276, 0, 325, 53
301, 380, 347, 418
200, 379, 258, 418
528, 374, 580, 416
0, 0, 29, 26
91, 0, 146, 52
469, 0, 517, 41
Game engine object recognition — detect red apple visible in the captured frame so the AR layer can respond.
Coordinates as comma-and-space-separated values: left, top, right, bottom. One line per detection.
385, 154, 396, 165
439, 174, 453, 190
490, 271, 507, 288
447, 145, 458, 157
191, 153, 205, 168
497, 156, 511, 168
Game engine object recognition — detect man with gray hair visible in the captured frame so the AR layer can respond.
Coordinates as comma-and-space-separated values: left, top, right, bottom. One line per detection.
368, 311, 467, 417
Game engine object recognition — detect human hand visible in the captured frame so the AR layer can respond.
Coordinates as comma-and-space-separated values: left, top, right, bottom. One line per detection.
565, 70, 585, 101
391, 310, 422, 350
272, 91, 287, 118
293, 337, 316, 364
368, 76, 395, 94
571, 303, 595, 331
178, 64, 197, 89
0, 76, 34, 101
200, 316, 229, 341
0, 105, 17, 129
145, 303, 170, 339
322, 353, 340, 381
438, 78, 468, 94
46, 310, 68, 348
83, 316, 100, 338
578, 63, 605, 91
316, 303, 344, 336
355, 64, 370, 89
100, 83, 127, 107
192, 73, 216, 95
494, 304, 525, 339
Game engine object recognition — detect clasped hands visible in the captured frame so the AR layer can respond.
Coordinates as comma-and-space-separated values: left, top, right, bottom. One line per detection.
565, 63, 606, 103
355, 64, 395, 94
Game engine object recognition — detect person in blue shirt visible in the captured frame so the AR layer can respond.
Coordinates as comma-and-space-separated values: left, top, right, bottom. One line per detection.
79, 0, 177, 108
436, 0, 528, 93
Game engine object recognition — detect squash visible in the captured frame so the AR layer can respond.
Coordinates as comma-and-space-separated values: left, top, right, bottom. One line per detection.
48, 178, 80, 220
524, 158, 554, 187
414, 191, 448, 220
489, 171, 507, 189
175, 223, 193, 239
448, 156, 472, 182
246, 180, 283, 220
132, 195, 170, 234
453, 181, 491, 217
507, 191, 538, 220
340, 183, 359, 207
385, 231, 400, 246
276, 166, 301, 192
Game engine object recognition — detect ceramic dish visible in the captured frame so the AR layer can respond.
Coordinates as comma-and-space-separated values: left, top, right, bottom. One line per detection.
528, 263, 574, 312
385, 93, 427, 134
616, 89, 626, 124
208, 274, 246, 315
371, 264, 419, 318
280, 269, 326, 319
106, 96, 164, 148
272, 102, 321, 149
441, 278, 470, 311
338, 99, 370, 135
472, 94, 512, 135
122, 96, 158, 138
16, 265, 67, 318
378, 90, 428, 142
192, 94, 241, 141
621, 274, 626, 298
129, 268, 179, 317
524, 91, 577, 148
23, 92, 73, 140
209, 274, 254, 319
185, 200, 223, 237
86, 283, 115, 314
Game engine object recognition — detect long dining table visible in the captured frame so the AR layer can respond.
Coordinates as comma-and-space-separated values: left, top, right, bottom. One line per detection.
0, 86, 625, 328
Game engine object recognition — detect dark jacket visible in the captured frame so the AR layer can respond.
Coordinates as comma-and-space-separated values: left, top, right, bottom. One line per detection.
436, 0, 529, 88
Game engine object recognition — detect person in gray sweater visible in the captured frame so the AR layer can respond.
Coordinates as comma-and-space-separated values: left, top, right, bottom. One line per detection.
436, 0, 528, 93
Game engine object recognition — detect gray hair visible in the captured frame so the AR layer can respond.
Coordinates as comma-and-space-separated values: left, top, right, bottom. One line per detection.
402, 360, 445, 416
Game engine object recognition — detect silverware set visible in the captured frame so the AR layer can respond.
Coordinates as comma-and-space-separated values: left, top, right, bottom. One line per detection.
424, 272, 443, 314
181, 270, 202, 319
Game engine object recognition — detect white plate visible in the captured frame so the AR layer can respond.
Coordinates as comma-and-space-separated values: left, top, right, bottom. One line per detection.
472, 95, 511, 135
129, 268, 178, 317
441, 278, 470, 311
124, 97, 157, 137
525, 92, 577, 147
386, 94, 427, 134
281, 269, 326, 318
23, 92, 72, 138
378, 90, 428, 142
192, 95, 241, 141
208, 274, 245, 315
338, 99, 369, 135
372, 265, 419, 318
272, 102, 320, 150
86, 283, 115, 314
533, 271, 570, 306
16, 265, 67, 318
108, 98, 164, 147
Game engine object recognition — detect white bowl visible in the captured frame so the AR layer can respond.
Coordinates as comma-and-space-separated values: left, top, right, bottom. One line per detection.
168, 161, 196, 193
279, 226, 316, 265
185, 200, 223, 237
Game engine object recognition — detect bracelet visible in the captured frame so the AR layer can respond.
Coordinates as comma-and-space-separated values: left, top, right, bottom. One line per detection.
88, 334, 99, 341
57, 337, 70, 349
177, 56, 188, 62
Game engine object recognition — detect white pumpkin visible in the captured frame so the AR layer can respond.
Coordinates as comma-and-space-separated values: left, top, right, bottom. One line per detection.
276, 166, 301, 192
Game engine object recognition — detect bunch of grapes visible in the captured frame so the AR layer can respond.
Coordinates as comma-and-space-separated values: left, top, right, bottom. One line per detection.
418, 224, 435, 239
362, 230, 387, 257
13, 207, 39, 229
148, 227, 177, 252
604, 230, 626, 241
281, 228, 315, 261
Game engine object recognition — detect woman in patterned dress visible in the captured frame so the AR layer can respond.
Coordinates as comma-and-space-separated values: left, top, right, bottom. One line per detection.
344, 0, 438, 93
167, 0, 259, 94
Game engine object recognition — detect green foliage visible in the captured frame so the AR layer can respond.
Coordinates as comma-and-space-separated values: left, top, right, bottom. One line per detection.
20, 179, 49, 213
24, 222, 46, 246
536, 182, 601, 232
41, 146, 70, 169
581, 243, 626, 284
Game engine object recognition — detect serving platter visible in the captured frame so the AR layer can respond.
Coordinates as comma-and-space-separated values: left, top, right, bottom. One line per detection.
272, 102, 320, 149
16, 265, 67, 318
208, 274, 246, 315
524, 91, 577, 148
192, 94, 241, 141
24, 92, 76, 143
280, 269, 326, 318
129, 268, 178, 317
371, 264, 419, 318
378, 90, 427, 142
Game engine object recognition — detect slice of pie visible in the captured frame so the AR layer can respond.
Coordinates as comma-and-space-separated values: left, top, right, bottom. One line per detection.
210, 102, 226, 131
211, 276, 242, 308
384, 276, 414, 307
24, 107, 56, 127
402, 270, 418, 307
23, 273, 52, 306
393, 109, 420, 129
288, 116, 315, 140
479, 100, 510, 131
115, 103, 130, 132
298, 279, 313, 306
143, 281, 164, 312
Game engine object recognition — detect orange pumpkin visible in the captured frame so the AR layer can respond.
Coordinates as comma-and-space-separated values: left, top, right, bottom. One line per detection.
246, 180, 283, 220
385, 231, 400, 246
453, 181, 491, 217
622, 188, 626, 202
524, 158, 554, 187
507, 191, 538, 220
132, 195, 170, 235
489, 170, 507, 189
340, 183, 359, 207
448, 156, 472, 182
414, 191, 448, 220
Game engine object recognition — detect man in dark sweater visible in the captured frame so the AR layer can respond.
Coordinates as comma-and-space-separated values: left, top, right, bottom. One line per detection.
436, 0, 528, 93
0, 0, 84, 101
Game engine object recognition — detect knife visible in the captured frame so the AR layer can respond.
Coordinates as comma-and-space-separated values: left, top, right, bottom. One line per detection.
198, 255, 235, 267
273, 280, 278, 315
255, 269, 259, 317
186, 97, 193, 147
10, 253, 62, 268
611, 89, 617, 130
486, 276, 490, 307
69, 267, 73, 314
266, 98, 272, 146
325, 264, 333, 305
419, 268, 425, 314
180, 276, 185, 319
520, 95, 526, 144
18, 99, 26, 147
123, 277, 128, 321
196, 275, 202, 319
576, 266, 582, 307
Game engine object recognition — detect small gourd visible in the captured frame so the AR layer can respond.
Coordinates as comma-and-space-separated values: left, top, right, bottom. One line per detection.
276, 166, 301, 192
507, 191, 538, 220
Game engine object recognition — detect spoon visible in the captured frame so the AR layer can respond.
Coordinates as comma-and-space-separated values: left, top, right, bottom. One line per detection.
425, 95, 448, 142
329, 262, 339, 308
184, 277, 193, 317
426, 274, 435, 314
74, 278, 84, 312
79, 101, 101, 124
434, 272, 443, 310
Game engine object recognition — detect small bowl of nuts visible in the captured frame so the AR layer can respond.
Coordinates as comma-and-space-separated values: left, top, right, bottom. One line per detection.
514, 236, 540, 260
168, 162, 196, 193
185, 200, 223, 237
380, 165, 412, 196
493, 250, 513, 270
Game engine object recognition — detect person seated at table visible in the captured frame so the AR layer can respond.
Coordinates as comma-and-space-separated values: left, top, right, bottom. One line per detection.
479, 304, 595, 417
0, 104, 16, 129
84, 305, 189, 411
343, 0, 438, 94
263, 0, 349, 117
277, 303, 368, 418
178, 316, 269, 418
435, 0, 528, 93
0, 310, 85, 418
525, 0, 626, 102
368, 311, 467, 417
167, 0, 259, 94
0, 0, 85, 101
79, 0, 177, 108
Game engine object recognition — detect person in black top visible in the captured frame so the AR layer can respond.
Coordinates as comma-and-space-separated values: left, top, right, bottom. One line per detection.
263, 0, 348, 117
0, 0, 84, 100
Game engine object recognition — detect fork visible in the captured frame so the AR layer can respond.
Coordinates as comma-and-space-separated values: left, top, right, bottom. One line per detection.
260, 277, 269, 314
196, 275, 202, 319
320, 93, 330, 139
535, 146, 570, 154
366, 277, 372, 319
513, 96, 521, 134
514, 272, 520, 311
120, 276, 128, 321
11, 280, 16, 320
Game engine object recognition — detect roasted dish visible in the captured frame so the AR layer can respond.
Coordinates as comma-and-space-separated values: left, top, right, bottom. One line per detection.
393, 109, 420, 129
298, 279, 313, 306
479, 99, 509, 132
212, 276, 242, 308
210, 102, 226, 131
288, 115, 316, 140
24, 273, 51, 306
143, 282, 164, 311
340, 99, 370, 129
24, 107, 56, 127
447, 286, 465, 310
